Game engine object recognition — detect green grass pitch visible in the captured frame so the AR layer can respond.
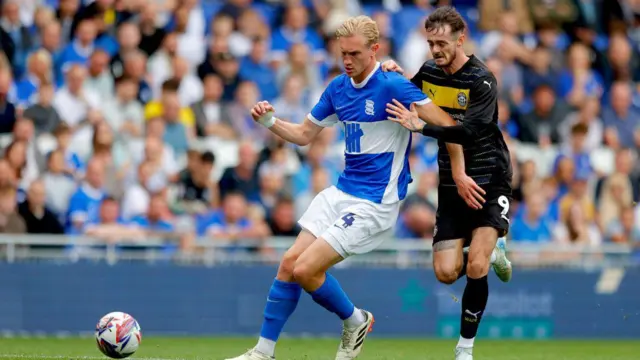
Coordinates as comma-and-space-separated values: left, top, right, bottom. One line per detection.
0, 337, 638, 360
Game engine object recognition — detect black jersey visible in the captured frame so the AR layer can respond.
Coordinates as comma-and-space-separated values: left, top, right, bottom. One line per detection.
411, 55, 512, 190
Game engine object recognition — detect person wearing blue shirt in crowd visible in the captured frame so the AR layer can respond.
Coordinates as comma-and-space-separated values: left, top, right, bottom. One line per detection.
240, 38, 279, 102
56, 19, 96, 86
510, 193, 554, 243
66, 158, 106, 234
131, 195, 176, 255
269, 5, 324, 63
196, 191, 259, 247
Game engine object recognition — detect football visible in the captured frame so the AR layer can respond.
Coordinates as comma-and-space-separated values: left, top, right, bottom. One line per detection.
95, 312, 142, 359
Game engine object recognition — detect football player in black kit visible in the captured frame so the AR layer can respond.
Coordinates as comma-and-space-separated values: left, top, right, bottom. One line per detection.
382, 6, 513, 360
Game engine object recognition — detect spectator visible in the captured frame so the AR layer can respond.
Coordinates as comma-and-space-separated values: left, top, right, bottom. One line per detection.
519, 84, 572, 145
41, 149, 76, 221
102, 76, 144, 140
196, 190, 268, 242
57, 18, 96, 74
229, 10, 267, 59
256, 164, 285, 216
169, 56, 203, 107
606, 206, 640, 244
513, 159, 539, 203
270, 5, 324, 64
121, 160, 165, 220
23, 81, 62, 135
148, 31, 177, 93
276, 43, 322, 93
12, 117, 44, 182
176, 151, 217, 212
497, 99, 518, 139
144, 79, 195, 130
137, 133, 179, 185
219, 141, 260, 202
227, 81, 269, 144
558, 96, 603, 152
1, 0, 34, 78
598, 173, 634, 230
558, 123, 593, 178
15, 50, 52, 108
84, 49, 114, 100
554, 202, 602, 246
0, 68, 16, 133
137, 2, 166, 57
159, 90, 190, 157
604, 33, 639, 87
88, 121, 129, 198
191, 74, 235, 139
240, 37, 279, 102
522, 46, 559, 97
56, 0, 79, 46
559, 172, 596, 224
0, 184, 26, 233
53, 64, 100, 129
602, 81, 640, 150
197, 51, 240, 101
396, 201, 436, 239
596, 148, 640, 204
82, 196, 144, 240
121, 49, 152, 104
272, 74, 308, 125
511, 193, 554, 243
557, 43, 604, 108
267, 195, 301, 237
66, 157, 106, 233
479, 0, 533, 34
18, 179, 64, 234
51, 123, 83, 176
110, 22, 142, 78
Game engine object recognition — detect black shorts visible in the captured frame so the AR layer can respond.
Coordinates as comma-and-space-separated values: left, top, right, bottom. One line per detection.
433, 186, 511, 247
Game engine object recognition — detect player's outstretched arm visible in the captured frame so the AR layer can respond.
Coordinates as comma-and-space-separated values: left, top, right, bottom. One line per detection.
251, 100, 323, 146
387, 100, 486, 209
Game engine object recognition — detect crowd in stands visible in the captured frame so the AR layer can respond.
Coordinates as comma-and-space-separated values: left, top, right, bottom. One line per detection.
0, 0, 638, 256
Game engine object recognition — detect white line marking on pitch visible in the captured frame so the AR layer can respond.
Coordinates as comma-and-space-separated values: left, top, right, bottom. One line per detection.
0, 355, 186, 360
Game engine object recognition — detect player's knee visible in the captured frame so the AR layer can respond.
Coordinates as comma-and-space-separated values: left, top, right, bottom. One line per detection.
467, 256, 490, 278
434, 266, 458, 285
277, 250, 299, 281
291, 262, 314, 285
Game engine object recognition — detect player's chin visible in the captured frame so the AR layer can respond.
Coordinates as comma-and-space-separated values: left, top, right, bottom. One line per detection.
434, 57, 449, 66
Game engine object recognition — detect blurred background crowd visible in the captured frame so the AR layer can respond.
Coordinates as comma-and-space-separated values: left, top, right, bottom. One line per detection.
0, 0, 639, 256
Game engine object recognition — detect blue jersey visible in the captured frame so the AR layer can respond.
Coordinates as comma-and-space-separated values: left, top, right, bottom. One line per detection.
308, 62, 430, 204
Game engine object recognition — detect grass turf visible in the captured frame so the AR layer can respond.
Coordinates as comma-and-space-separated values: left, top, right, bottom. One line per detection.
0, 337, 638, 360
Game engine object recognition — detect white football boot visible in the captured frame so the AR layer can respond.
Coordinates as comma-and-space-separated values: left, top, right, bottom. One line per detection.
334, 310, 375, 360
491, 237, 512, 282
225, 348, 275, 360
455, 347, 473, 360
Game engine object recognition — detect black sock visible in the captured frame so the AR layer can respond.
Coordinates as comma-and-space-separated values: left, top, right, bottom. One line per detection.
460, 275, 489, 340
457, 253, 468, 280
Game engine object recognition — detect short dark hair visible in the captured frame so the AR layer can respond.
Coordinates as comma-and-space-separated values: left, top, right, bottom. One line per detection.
424, 6, 466, 34
571, 123, 589, 135
201, 151, 215, 164
161, 79, 180, 92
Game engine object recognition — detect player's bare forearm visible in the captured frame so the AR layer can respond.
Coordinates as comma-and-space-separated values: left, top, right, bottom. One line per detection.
269, 118, 322, 146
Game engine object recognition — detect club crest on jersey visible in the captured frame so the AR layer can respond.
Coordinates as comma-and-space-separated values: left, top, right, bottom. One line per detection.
365, 99, 375, 116
457, 92, 467, 107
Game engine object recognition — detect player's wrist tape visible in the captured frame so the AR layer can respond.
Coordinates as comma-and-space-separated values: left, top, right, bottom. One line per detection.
258, 113, 276, 128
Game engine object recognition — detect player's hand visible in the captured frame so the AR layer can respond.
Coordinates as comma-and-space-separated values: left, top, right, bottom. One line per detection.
386, 99, 424, 132
250, 101, 275, 122
454, 174, 486, 210
381, 60, 404, 74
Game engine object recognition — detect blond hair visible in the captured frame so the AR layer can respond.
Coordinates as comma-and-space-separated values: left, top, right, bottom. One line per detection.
335, 16, 379, 46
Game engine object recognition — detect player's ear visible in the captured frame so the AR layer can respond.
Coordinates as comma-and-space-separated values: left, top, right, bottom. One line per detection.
371, 43, 380, 53
457, 33, 465, 47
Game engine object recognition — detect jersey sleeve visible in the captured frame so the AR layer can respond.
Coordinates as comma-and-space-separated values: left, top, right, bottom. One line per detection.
307, 84, 338, 127
465, 75, 498, 125
388, 73, 431, 109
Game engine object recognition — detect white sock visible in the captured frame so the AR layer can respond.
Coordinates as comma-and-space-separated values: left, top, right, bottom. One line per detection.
457, 336, 475, 348
256, 337, 276, 357
343, 307, 366, 329
490, 249, 497, 264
